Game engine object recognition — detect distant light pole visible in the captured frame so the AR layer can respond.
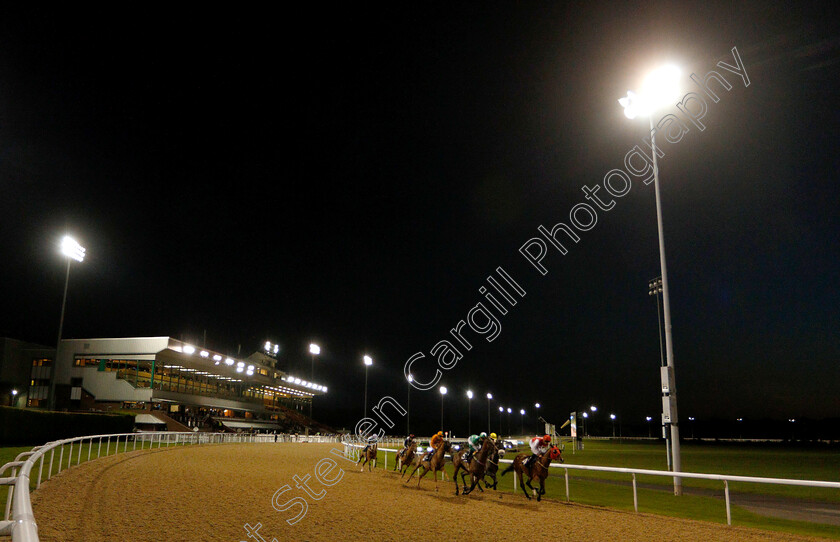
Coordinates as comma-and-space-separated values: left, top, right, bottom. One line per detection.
466, 390, 473, 436
610, 413, 617, 438
506, 408, 512, 436
486, 393, 493, 434
688, 416, 695, 439
10, 389, 18, 407
439, 386, 447, 429
498, 406, 504, 436
619, 64, 684, 495
737, 418, 744, 439
646, 416, 653, 438
407, 374, 413, 434
582, 412, 589, 436
363, 355, 373, 418
519, 409, 525, 435
50, 235, 86, 410
535, 402, 541, 433
309, 343, 320, 417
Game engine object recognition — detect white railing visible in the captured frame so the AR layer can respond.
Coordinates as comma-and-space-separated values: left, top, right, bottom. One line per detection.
342, 441, 840, 526
0, 431, 340, 541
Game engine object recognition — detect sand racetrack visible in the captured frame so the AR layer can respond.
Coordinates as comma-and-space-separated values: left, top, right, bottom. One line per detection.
30, 442, 824, 542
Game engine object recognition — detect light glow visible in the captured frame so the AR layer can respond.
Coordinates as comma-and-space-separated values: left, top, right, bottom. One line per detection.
61, 236, 86, 262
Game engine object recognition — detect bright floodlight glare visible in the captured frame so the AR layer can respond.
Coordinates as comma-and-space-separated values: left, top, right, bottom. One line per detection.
225, 358, 234, 365
610, 414, 616, 420
407, 374, 413, 382
265, 341, 271, 351
535, 403, 540, 408
61, 236, 86, 262
11, 390, 17, 396
590, 405, 598, 412
183, 345, 195, 355
440, 386, 447, 395
583, 412, 588, 418
487, 393, 493, 399
618, 65, 681, 119
646, 416, 652, 421
309, 343, 321, 355
467, 390, 473, 399
506, 408, 511, 413
363, 355, 372, 366
499, 406, 504, 412
200, 350, 209, 358
520, 409, 525, 415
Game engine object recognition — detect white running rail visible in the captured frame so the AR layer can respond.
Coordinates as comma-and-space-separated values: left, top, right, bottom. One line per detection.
342, 440, 840, 526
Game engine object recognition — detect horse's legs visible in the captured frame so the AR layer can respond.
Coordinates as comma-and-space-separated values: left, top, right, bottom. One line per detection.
518, 468, 532, 500
405, 463, 421, 483
416, 466, 429, 487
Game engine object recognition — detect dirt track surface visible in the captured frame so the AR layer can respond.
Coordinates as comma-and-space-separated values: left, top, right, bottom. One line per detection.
30, 443, 825, 542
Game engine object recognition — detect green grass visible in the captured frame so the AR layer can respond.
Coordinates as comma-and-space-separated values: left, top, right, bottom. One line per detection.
369, 439, 840, 540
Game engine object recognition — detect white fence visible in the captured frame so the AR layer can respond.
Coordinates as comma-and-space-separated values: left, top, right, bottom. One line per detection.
0, 431, 340, 541
342, 441, 840, 526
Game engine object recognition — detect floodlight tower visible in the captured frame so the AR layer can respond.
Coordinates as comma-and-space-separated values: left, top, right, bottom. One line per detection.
619, 64, 683, 495
49, 235, 86, 410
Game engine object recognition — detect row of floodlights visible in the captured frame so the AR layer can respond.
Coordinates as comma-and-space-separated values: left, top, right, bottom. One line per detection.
176, 345, 262, 376
281, 375, 327, 393
162, 365, 242, 382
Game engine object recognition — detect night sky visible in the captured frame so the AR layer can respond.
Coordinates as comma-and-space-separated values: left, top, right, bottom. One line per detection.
1, 3, 837, 435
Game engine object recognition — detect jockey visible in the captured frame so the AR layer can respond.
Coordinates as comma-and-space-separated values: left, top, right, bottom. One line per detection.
425, 431, 444, 461
398, 434, 415, 457
361, 434, 377, 455
465, 432, 487, 463
525, 434, 551, 469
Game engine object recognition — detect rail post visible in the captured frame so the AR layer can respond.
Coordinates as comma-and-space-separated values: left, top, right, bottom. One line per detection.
565, 468, 570, 502
632, 473, 638, 512
724, 480, 731, 525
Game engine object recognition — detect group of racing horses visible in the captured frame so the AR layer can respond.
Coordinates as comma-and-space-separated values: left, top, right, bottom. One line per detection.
356, 434, 563, 501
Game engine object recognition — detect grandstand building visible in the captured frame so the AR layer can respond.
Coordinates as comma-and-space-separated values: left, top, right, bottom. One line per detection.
15, 336, 327, 431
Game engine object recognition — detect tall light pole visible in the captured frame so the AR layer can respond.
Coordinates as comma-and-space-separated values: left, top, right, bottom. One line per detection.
519, 409, 525, 435
309, 343, 320, 418
486, 393, 493, 434
610, 413, 617, 438
582, 412, 589, 436
363, 355, 373, 418
466, 390, 473, 435
10, 389, 18, 407
534, 402, 541, 433
506, 407, 511, 436
498, 406, 504, 436
439, 386, 447, 430
646, 416, 653, 438
50, 235, 86, 410
407, 374, 413, 434
619, 65, 683, 495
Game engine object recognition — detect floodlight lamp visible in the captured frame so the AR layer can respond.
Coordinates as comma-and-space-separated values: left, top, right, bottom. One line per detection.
225, 358, 234, 365
363, 355, 372, 366
61, 236, 86, 262
439, 386, 447, 395
407, 374, 414, 382
467, 390, 473, 399
610, 414, 616, 420
590, 405, 597, 412
535, 403, 540, 408
309, 343, 321, 355
487, 393, 493, 399
583, 412, 588, 418
183, 345, 195, 355
520, 409, 525, 415
499, 406, 504, 412
265, 341, 271, 351
507, 408, 511, 413
200, 350, 209, 358
11, 390, 17, 396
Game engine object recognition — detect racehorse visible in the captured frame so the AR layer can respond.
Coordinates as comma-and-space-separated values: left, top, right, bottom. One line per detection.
500, 445, 563, 501
452, 436, 496, 495
481, 440, 505, 490
404, 440, 451, 491
393, 441, 417, 475
357, 442, 378, 472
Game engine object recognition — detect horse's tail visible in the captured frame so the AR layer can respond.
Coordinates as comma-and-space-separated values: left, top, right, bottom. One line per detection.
500, 463, 515, 477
